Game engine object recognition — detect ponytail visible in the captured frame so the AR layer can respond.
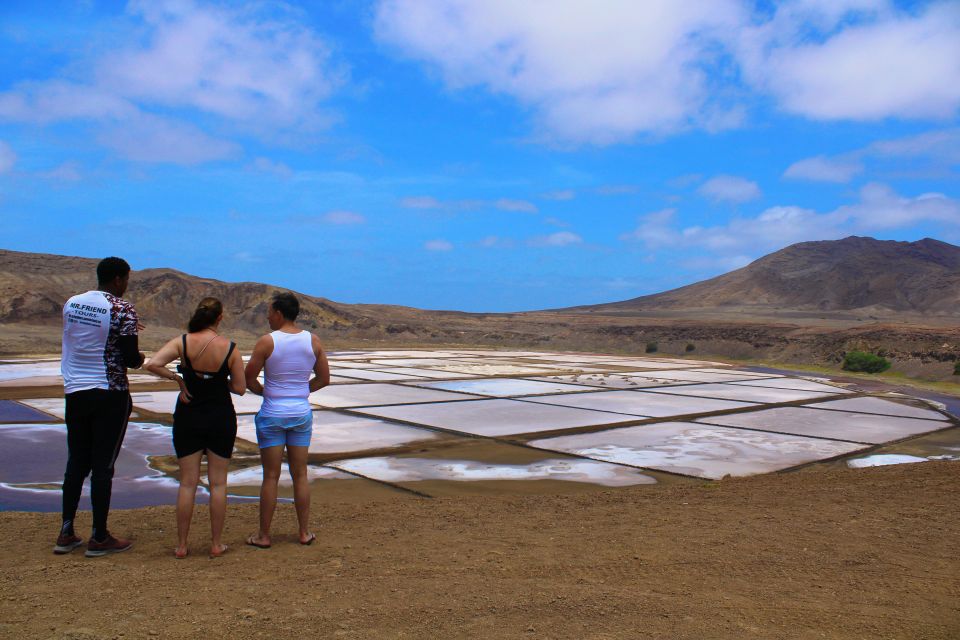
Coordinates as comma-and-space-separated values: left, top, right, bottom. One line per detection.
187, 297, 223, 333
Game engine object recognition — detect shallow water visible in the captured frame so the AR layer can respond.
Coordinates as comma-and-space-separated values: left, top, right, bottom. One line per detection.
354, 398, 639, 437
3, 352, 958, 508
847, 454, 930, 468
235, 411, 441, 454
530, 422, 865, 480
0, 423, 187, 511
0, 400, 57, 422
700, 406, 950, 445
330, 456, 657, 486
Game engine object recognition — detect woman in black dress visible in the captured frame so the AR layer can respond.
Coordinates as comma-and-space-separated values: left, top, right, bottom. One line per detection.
144, 297, 246, 558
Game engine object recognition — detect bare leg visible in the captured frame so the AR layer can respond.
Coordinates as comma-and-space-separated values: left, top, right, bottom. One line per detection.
287, 445, 313, 543
176, 451, 203, 558
252, 445, 284, 547
206, 451, 229, 556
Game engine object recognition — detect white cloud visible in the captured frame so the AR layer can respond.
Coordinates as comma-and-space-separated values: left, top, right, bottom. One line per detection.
836, 182, 960, 229
0, 1, 345, 163
233, 251, 262, 263
401, 195, 539, 213
375, 0, 744, 144
623, 183, 960, 255
681, 254, 754, 272
425, 239, 453, 251
375, 1, 960, 144
529, 231, 583, 247
0, 81, 136, 123
99, 0, 344, 130
289, 210, 367, 225
698, 175, 761, 204
40, 161, 82, 183
400, 195, 483, 211
784, 155, 864, 183
667, 173, 703, 188
97, 113, 239, 164
784, 127, 960, 183
868, 128, 960, 164
745, 2, 960, 121
400, 195, 442, 209
596, 184, 640, 196
323, 210, 366, 225
0, 141, 16, 174
541, 189, 575, 201
495, 198, 538, 213
619, 208, 678, 247
479, 235, 514, 248
251, 157, 293, 178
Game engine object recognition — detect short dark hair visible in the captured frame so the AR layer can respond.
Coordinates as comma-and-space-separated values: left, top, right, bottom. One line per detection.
97, 257, 131, 284
271, 292, 300, 321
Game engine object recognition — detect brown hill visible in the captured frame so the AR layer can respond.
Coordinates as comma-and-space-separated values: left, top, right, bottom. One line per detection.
0, 249, 520, 353
3, 245, 960, 383
0, 250, 383, 351
570, 236, 960, 317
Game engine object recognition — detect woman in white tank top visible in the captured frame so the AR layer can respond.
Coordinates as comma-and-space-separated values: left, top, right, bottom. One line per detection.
243, 293, 330, 548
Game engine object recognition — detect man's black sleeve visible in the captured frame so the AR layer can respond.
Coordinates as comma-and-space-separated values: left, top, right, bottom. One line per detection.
118, 334, 145, 369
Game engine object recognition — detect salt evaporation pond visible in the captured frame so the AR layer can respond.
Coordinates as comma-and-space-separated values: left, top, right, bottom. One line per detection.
0, 423, 185, 511
329, 457, 656, 486
1, 349, 957, 510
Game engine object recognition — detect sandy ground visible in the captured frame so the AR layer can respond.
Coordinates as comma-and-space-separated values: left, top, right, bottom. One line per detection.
1, 462, 958, 639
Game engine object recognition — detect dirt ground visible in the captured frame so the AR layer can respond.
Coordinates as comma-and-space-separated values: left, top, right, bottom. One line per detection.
1, 462, 958, 640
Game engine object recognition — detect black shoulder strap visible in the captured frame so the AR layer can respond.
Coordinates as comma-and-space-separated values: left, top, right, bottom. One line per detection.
181, 334, 190, 367
219, 341, 236, 371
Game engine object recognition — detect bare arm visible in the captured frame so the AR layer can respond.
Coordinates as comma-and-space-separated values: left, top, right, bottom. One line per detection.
143, 336, 191, 402
227, 346, 246, 396
245, 334, 273, 396
308, 333, 330, 393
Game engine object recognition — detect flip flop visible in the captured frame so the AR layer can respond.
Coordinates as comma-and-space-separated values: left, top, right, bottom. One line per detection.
209, 544, 229, 559
246, 535, 271, 549
174, 548, 188, 560
300, 533, 316, 546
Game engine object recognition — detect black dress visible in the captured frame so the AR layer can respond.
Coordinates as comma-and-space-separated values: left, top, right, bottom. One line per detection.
172, 335, 238, 459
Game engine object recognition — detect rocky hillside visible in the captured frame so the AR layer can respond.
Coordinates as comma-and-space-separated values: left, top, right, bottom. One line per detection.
4, 244, 960, 384
0, 250, 360, 336
572, 237, 960, 316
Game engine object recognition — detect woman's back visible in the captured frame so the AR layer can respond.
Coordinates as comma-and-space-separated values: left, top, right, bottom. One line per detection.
178, 333, 235, 410
184, 333, 233, 373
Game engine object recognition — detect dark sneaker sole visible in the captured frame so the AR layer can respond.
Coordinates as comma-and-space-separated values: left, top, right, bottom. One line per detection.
53, 541, 84, 554
85, 543, 133, 558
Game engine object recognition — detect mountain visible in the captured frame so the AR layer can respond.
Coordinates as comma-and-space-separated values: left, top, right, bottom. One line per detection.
0, 248, 514, 353
570, 237, 960, 316
3, 243, 960, 381
0, 250, 362, 332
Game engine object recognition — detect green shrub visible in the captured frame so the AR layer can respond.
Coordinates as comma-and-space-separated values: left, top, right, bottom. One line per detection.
842, 351, 891, 374
953, 361, 960, 376
685, 343, 695, 352
645, 341, 658, 353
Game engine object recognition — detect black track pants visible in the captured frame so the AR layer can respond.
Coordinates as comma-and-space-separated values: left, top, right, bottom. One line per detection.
62, 389, 132, 534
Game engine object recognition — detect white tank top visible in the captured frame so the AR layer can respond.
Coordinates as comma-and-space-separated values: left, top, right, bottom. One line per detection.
260, 330, 315, 417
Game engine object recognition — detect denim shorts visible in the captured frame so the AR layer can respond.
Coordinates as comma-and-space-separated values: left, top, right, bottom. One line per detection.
254, 412, 313, 449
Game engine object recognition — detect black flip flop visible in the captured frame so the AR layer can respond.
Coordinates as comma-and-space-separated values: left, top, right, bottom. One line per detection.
246, 535, 271, 549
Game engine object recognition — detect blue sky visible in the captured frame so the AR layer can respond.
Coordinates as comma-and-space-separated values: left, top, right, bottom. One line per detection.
1, 0, 958, 311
